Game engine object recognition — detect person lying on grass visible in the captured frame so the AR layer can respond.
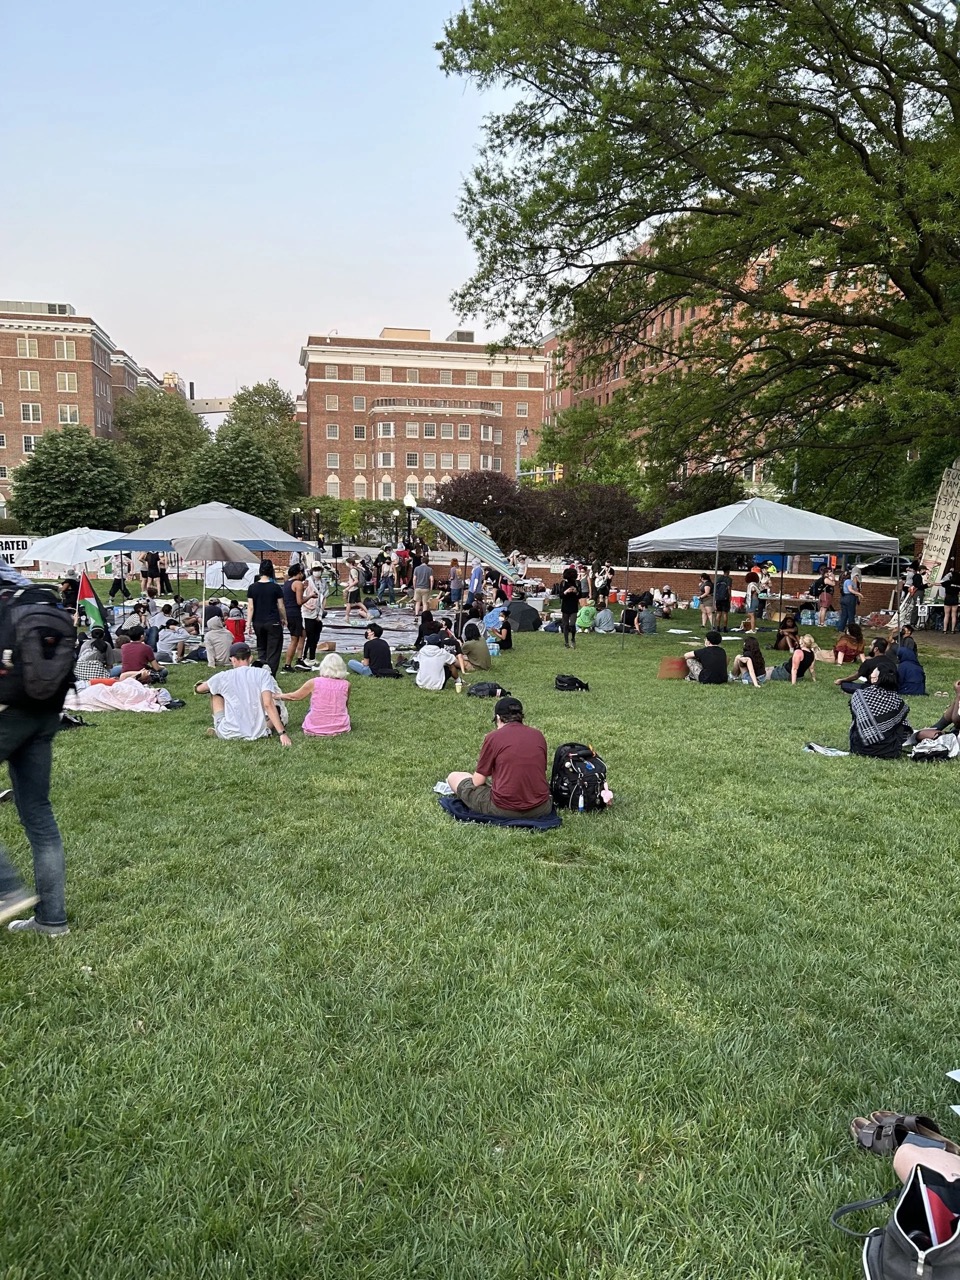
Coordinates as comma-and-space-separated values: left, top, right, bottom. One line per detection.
849, 665, 912, 759
277, 652, 351, 737
446, 696, 554, 819
769, 634, 817, 683
193, 642, 290, 746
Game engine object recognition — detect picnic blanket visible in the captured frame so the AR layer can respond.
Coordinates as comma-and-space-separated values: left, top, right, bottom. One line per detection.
437, 794, 563, 830
65, 681, 168, 714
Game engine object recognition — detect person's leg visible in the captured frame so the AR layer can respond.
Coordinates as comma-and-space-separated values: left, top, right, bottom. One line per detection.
145, 626, 159, 649
685, 657, 703, 680
6, 713, 67, 928
303, 619, 320, 661
254, 624, 269, 667
347, 660, 371, 676
446, 770, 474, 790
265, 624, 284, 676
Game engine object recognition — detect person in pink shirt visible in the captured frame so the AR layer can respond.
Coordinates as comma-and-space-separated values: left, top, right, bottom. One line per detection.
277, 652, 351, 737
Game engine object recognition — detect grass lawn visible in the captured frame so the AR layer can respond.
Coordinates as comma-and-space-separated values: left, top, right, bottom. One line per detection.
3, 611, 960, 1279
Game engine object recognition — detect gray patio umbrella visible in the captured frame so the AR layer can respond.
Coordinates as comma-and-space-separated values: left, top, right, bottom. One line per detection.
170, 533, 255, 636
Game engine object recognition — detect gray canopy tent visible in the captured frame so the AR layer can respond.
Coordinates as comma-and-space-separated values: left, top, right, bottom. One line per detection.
624, 497, 900, 643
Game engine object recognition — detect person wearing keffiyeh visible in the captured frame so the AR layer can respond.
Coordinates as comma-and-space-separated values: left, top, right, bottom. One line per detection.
849, 666, 912, 759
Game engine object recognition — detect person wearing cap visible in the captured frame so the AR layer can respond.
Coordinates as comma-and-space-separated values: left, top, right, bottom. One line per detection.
446, 697, 553, 818
193, 642, 290, 745
246, 560, 287, 676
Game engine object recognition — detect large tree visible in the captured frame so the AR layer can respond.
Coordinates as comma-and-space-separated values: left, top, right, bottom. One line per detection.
440, 0, 960, 523
182, 430, 287, 525
220, 381, 303, 501
10, 427, 133, 536
113, 390, 211, 520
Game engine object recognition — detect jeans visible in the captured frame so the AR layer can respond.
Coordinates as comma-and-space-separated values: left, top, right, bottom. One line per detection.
347, 659, 372, 676
145, 626, 160, 650
838, 595, 857, 629
377, 586, 396, 604
0, 710, 67, 926
254, 622, 284, 675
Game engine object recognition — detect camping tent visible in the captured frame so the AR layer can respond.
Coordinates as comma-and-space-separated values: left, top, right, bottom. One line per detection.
627, 497, 899, 558
91, 502, 314, 555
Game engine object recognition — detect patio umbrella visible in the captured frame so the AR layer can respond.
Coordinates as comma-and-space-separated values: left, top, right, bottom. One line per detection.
15, 526, 125, 571
91, 502, 314, 554
170, 533, 255, 636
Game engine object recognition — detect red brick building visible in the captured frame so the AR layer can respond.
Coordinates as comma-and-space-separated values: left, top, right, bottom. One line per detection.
299, 327, 547, 500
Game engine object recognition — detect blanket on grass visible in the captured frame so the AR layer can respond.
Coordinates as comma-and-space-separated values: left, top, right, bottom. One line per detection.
438, 794, 563, 830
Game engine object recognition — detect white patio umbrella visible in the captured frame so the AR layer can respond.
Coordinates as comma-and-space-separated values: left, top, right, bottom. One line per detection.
14, 526, 125, 571
91, 502, 314, 554
169, 533, 254, 636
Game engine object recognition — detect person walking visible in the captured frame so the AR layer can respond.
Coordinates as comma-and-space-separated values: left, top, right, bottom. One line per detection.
246, 560, 287, 676
107, 552, 132, 602
301, 565, 325, 662
0, 559, 71, 938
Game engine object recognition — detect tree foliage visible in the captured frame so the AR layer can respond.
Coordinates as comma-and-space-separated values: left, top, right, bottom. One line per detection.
113, 390, 211, 520
10, 427, 133, 536
182, 430, 286, 525
440, 0, 960, 524
221, 381, 303, 501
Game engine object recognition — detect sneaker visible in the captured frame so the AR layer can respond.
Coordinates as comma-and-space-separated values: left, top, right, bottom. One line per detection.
294, 661, 312, 671
8, 916, 69, 937
281, 664, 296, 673
0, 888, 39, 927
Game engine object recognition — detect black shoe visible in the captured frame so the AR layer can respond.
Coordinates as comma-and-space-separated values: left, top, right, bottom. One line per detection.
166, 699, 187, 709
281, 664, 295, 673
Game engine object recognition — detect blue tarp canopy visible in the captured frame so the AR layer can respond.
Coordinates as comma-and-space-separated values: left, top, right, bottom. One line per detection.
415, 506, 520, 581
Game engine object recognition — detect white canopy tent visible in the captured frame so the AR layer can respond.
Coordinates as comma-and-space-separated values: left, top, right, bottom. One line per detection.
627, 497, 899, 558
91, 502, 314, 555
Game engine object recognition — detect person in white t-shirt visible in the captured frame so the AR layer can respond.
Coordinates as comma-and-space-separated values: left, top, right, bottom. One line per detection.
415, 638, 462, 690
193, 642, 290, 745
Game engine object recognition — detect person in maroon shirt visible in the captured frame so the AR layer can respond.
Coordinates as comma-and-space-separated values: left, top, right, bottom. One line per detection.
446, 696, 553, 818
119, 628, 162, 677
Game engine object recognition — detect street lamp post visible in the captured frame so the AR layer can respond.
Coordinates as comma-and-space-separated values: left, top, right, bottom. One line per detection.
313, 508, 324, 549
290, 506, 302, 537
515, 427, 529, 478
403, 492, 417, 543
392, 508, 400, 544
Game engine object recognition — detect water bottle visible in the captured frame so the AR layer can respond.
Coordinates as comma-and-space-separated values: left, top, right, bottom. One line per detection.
455, 675, 463, 694
577, 793, 584, 814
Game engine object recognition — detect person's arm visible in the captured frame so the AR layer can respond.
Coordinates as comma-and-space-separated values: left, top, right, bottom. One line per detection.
260, 690, 291, 744
278, 679, 315, 701
194, 677, 211, 694
277, 586, 287, 626
294, 581, 305, 606
746, 656, 760, 689
791, 649, 802, 684
246, 595, 254, 628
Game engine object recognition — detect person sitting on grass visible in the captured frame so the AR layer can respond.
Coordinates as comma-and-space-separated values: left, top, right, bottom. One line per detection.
487, 613, 513, 651
897, 623, 918, 654
193, 642, 290, 746
118, 626, 163, 679
683, 630, 728, 684
769, 634, 817, 683
277, 653, 351, 736
615, 596, 640, 634
593, 604, 616, 634
446, 696, 554, 819
576, 600, 597, 632
638, 603, 657, 635
833, 621, 865, 665
773, 613, 800, 651
897, 644, 927, 697
347, 622, 395, 677
834, 636, 898, 694
460, 631, 492, 672
730, 634, 767, 686
416, 635, 465, 690
74, 628, 114, 681
849, 666, 912, 758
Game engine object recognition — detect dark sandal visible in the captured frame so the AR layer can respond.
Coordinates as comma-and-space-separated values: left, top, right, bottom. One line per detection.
869, 1110, 959, 1155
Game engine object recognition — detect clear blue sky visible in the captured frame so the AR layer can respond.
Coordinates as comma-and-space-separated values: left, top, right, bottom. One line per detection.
2, 0, 496, 399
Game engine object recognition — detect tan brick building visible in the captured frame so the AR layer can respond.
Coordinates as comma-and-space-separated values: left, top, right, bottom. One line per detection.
299, 327, 547, 501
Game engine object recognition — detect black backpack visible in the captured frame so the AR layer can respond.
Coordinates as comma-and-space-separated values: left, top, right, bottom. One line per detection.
0, 586, 77, 712
550, 742, 608, 812
467, 682, 511, 698
555, 674, 590, 692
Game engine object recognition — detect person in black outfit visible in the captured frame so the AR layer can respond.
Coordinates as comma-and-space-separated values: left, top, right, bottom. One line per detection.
942, 561, 959, 634
558, 567, 580, 649
683, 630, 729, 683
245, 560, 287, 676
59, 578, 79, 612
834, 637, 898, 694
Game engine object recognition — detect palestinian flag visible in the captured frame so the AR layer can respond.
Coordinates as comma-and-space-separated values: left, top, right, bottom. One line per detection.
77, 571, 108, 633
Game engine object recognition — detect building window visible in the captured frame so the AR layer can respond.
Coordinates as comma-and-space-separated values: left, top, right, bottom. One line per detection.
481, 424, 493, 442
480, 454, 492, 470
54, 339, 76, 360
353, 396, 366, 411
380, 479, 394, 500
354, 424, 366, 440
457, 453, 470, 470
423, 453, 437, 469
0, 434, 5, 446
378, 451, 394, 468
57, 372, 78, 392
493, 457, 502, 472
406, 423, 419, 438
17, 338, 38, 359
58, 405, 80, 424
516, 402, 529, 417
517, 371, 529, 388
325, 394, 339, 411
326, 476, 340, 498
378, 422, 394, 438
441, 452, 454, 470
439, 370, 452, 385
380, 367, 392, 382
494, 428, 502, 444
354, 453, 367, 468
0, 467, 7, 479
406, 369, 418, 383
440, 422, 454, 439
405, 452, 418, 468
326, 423, 339, 439
491, 371, 503, 387
423, 477, 436, 499
23, 434, 40, 452
493, 401, 503, 414
21, 404, 41, 424
324, 364, 338, 379
458, 423, 470, 439
354, 477, 367, 498
404, 479, 418, 499
465, 370, 478, 386
0, 407, 3, 420
19, 371, 40, 392
352, 366, 366, 381
326, 453, 340, 469
423, 422, 436, 438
